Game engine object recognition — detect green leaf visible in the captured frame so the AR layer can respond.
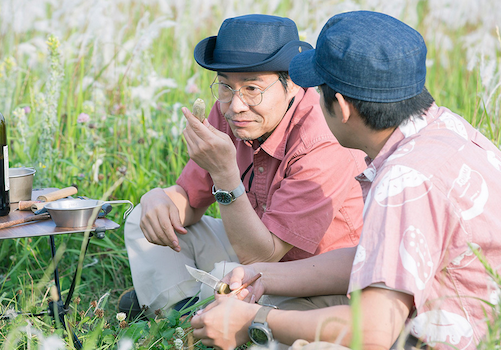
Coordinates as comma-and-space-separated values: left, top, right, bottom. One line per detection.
165, 308, 180, 325
161, 327, 175, 340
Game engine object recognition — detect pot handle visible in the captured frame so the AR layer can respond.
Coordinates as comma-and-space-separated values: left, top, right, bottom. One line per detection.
102, 200, 135, 219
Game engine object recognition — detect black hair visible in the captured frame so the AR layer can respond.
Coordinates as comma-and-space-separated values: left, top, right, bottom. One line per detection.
319, 84, 435, 130
277, 71, 289, 91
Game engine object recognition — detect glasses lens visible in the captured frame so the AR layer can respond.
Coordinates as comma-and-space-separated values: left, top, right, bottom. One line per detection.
241, 86, 262, 106
211, 83, 233, 103
210, 83, 265, 106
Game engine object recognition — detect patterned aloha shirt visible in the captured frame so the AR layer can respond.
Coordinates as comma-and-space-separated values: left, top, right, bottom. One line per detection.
349, 103, 501, 349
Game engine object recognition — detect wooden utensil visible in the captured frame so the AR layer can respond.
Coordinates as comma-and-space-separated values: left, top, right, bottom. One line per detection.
36, 186, 78, 202
31, 202, 49, 212
0, 213, 51, 229
229, 272, 262, 296
18, 200, 42, 211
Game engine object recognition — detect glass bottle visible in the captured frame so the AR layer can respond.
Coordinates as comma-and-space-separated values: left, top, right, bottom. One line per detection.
0, 112, 10, 216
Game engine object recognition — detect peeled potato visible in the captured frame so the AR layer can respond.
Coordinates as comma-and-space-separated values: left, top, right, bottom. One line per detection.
192, 98, 206, 122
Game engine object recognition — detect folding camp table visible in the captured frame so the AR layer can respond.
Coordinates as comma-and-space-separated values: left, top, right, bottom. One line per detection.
0, 189, 120, 349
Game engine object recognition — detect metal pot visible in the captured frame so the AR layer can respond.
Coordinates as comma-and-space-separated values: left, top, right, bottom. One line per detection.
9, 167, 36, 203
44, 199, 134, 227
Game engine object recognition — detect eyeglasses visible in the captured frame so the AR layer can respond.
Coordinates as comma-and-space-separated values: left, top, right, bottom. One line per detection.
210, 78, 280, 107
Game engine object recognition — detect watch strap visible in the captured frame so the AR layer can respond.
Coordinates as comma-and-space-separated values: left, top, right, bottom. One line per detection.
212, 181, 245, 200
253, 305, 274, 324
231, 181, 246, 199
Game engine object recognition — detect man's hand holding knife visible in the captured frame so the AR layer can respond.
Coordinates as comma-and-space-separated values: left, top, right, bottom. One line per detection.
185, 265, 264, 302
188, 264, 269, 350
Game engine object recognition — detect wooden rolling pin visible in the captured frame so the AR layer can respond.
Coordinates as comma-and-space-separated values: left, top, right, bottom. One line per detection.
31, 202, 49, 212
18, 187, 78, 211
36, 186, 78, 202
18, 200, 42, 211
0, 213, 51, 229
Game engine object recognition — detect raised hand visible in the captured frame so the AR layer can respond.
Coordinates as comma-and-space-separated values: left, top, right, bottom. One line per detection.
139, 188, 188, 251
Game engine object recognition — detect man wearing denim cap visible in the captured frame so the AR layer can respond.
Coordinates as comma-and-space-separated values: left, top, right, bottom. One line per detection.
190, 10, 501, 350
119, 14, 365, 319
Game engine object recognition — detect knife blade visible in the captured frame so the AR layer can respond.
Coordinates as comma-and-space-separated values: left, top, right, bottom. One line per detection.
185, 265, 231, 294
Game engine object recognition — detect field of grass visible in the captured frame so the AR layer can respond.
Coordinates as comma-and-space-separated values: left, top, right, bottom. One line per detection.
0, 0, 500, 349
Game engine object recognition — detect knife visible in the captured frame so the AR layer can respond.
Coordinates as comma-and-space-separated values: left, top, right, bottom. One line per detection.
185, 265, 262, 295
186, 265, 232, 294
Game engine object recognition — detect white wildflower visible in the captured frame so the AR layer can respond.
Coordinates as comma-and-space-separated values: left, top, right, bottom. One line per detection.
118, 338, 134, 350
3, 308, 18, 320
175, 326, 185, 338
40, 335, 65, 350
174, 338, 183, 350
116, 312, 127, 322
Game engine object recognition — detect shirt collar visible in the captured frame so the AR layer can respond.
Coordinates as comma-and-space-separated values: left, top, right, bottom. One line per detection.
355, 103, 439, 183
246, 88, 307, 160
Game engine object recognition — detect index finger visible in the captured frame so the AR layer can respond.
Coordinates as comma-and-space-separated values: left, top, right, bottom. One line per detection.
182, 107, 210, 127
226, 266, 247, 291
140, 218, 180, 250
229, 273, 262, 296
182, 107, 213, 142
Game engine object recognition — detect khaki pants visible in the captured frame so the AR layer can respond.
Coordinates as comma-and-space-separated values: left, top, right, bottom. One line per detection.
124, 204, 240, 317
125, 205, 350, 317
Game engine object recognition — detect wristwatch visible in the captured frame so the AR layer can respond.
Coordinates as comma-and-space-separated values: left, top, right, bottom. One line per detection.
212, 181, 245, 205
248, 305, 276, 345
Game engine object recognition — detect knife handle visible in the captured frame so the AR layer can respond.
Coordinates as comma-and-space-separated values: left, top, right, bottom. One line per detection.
216, 282, 231, 294
229, 273, 262, 296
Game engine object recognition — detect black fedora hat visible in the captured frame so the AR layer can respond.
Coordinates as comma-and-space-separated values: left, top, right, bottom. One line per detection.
194, 14, 313, 72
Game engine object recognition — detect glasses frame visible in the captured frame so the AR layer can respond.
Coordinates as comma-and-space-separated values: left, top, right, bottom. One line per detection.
210, 77, 280, 107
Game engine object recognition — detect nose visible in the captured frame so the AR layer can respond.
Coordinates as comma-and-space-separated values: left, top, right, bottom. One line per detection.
228, 90, 249, 113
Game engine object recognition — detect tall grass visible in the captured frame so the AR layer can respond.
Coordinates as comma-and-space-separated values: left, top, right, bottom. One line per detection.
0, 0, 500, 348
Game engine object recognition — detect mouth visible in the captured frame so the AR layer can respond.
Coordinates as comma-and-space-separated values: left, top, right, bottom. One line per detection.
225, 113, 256, 127
230, 119, 254, 127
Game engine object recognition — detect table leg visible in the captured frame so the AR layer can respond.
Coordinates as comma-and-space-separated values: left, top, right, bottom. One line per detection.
0, 227, 108, 349
49, 235, 63, 301
49, 234, 86, 349
49, 227, 107, 349
64, 234, 92, 310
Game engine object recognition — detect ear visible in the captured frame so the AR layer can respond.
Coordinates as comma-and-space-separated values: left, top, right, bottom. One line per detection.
287, 79, 301, 96
335, 93, 351, 123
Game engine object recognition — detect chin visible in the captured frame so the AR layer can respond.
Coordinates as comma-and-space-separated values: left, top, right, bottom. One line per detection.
232, 130, 255, 141
235, 135, 254, 141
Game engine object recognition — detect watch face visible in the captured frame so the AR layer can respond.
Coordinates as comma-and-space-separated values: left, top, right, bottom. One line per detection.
249, 327, 270, 345
215, 191, 233, 205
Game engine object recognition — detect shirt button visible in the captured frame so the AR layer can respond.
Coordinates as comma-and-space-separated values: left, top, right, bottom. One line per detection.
258, 167, 264, 173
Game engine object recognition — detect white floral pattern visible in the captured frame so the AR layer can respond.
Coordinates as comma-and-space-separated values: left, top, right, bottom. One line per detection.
410, 310, 473, 349
349, 105, 501, 349
399, 226, 434, 290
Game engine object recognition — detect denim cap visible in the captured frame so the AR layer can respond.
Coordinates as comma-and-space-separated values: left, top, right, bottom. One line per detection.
194, 14, 313, 72
289, 11, 427, 102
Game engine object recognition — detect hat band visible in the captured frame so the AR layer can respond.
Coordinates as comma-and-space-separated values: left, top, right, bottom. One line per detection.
213, 49, 272, 65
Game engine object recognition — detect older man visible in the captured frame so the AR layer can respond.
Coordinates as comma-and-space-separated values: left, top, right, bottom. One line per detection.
191, 11, 501, 350
119, 14, 365, 319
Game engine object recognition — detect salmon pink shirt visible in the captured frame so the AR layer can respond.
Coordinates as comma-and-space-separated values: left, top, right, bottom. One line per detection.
177, 88, 365, 261
349, 104, 501, 349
